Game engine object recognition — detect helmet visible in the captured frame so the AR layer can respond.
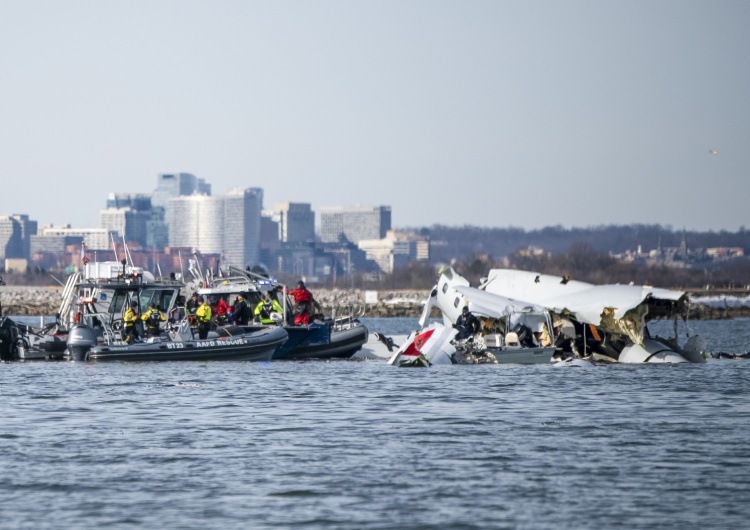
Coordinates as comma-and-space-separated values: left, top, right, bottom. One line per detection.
297, 280, 305, 288
149, 302, 156, 308
462, 305, 469, 313
130, 300, 138, 307
197, 296, 205, 303
209, 296, 217, 304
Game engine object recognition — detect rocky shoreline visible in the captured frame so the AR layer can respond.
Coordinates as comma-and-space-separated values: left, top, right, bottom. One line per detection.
1, 286, 748, 320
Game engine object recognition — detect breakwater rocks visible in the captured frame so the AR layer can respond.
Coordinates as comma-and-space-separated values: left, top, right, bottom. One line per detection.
0, 286, 437, 319
1, 286, 748, 320
315, 289, 438, 318
0, 286, 64, 316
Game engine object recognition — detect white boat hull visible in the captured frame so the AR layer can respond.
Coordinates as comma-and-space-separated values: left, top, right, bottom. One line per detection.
486, 346, 555, 365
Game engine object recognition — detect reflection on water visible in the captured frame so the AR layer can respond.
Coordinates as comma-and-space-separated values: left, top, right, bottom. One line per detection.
1, 317, 750, 528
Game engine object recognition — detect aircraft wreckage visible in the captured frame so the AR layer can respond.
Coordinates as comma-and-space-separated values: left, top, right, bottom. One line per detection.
387, 267, 706, 367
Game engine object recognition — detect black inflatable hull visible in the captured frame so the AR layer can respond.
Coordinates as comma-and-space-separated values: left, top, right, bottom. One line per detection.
83, 327, 287, 362
283, 323, 369, 360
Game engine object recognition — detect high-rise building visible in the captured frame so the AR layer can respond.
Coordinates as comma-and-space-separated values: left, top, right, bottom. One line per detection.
0, 214, 38, 260
166, 188, 263, 269
151, 172, 211, 208
274, 202, 315, 243
223, 188, 263, 269
100, 194, 152, 247
259, 211, 280, 270
149, 173, 211, 248
319, 205, 391, 244
106, 193, 152, 211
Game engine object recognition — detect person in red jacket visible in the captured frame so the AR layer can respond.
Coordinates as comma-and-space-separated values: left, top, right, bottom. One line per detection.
209, 295, 230, 325
288, 280, 317, 325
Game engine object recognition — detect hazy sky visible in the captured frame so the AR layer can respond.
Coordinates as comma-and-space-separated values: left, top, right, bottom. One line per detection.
1, 1, 748, 232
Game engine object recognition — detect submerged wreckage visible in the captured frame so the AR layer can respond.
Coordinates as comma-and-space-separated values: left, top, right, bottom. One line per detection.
387, 267, 706, 367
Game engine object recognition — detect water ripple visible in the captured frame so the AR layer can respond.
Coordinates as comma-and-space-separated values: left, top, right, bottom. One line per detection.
1, 319, 750, 528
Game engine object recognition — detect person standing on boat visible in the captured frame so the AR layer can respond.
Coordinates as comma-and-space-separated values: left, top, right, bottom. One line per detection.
232, 293, 251, 325
142, 302, 167, 338
123, 300, 140, 343
210, 295, 230, 325
288, 280, 317, 325
253, 292, 284, 325
454, 305, 481, 340
186, 293, 200, 314
195, 296, 212, 340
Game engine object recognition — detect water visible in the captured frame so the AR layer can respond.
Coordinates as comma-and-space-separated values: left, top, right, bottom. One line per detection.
2, 317, 750, 529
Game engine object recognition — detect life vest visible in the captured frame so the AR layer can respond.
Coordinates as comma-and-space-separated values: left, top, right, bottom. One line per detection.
196, 303, 212, 322
147, 309, 162, 328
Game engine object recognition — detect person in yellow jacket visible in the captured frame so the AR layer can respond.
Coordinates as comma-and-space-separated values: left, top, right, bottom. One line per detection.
141, 302, 167, 338
195, 296, 212, 340
123, 300, 140, 343
253, 293, 284, 325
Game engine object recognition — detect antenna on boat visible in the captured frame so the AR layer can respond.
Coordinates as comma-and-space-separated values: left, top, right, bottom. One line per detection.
193, 250, 204, 285
122, 235, 134, 267
110, 233, 120, 263
178, 250, 185, 281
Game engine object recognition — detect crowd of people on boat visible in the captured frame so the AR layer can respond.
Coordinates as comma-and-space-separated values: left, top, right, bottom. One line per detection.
118, 279, 321, 343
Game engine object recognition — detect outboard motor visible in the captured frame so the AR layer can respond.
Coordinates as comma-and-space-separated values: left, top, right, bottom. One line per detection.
0, 317, 20, 361
65, 324, 98, 362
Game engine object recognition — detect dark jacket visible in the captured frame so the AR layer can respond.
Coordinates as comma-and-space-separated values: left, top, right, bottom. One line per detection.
454, 312, 481, 339
233, 299, 250, 325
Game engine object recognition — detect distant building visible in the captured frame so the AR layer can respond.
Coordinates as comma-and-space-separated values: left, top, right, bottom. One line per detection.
259, 211, 281, 270
166, 188, 263, 269
223, 188, 263, 269
611, 231, 745, 269
320, 243, 371, 282
149, 172, 212, 248
151, 172, 211, 208
0, 214, 37, 261
35, 226, 115, 251
275, 242, 318, 278
275, 202, 315, 243
100, 193, 152, 247
357, 230, 429, 274
319, 205, 391, 244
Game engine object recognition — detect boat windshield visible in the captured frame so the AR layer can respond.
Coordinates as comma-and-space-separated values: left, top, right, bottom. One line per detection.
108, 287, 179, 317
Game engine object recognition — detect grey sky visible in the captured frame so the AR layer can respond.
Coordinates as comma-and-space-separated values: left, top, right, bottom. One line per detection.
1, 1, 748, 232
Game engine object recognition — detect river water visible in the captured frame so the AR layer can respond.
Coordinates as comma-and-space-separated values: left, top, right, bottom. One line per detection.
2, 317, 750, 529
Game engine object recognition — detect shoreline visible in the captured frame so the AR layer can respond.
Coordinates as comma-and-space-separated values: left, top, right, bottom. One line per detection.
1, 286, 748, 320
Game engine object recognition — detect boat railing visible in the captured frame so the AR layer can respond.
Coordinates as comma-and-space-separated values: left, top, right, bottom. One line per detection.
168, 318, 194, 342
58, 272, 83, 329
331, 297, 366, 330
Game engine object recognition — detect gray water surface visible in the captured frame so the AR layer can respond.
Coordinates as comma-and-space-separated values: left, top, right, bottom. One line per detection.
2, 318, 750, 529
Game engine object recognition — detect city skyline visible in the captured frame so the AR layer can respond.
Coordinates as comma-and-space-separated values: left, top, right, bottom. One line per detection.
1, 2, 748, 232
